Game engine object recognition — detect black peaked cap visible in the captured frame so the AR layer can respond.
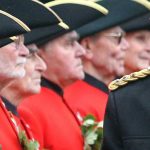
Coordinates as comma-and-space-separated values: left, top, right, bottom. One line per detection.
0, 0, 61, 29
77, 0, 150, 39
121, 12, 150, 32
0, 10, 30, 39
24, 0, 108, 45
0, 38, 12, 48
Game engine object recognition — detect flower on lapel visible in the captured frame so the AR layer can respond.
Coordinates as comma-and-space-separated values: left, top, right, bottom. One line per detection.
18, 128, 39, 150
81, 114, 103, 150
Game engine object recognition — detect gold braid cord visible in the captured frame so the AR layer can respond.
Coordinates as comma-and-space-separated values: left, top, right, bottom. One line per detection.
109, 67, 150, 91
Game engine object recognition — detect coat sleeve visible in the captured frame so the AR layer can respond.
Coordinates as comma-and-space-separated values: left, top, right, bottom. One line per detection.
102, 92, 123, 150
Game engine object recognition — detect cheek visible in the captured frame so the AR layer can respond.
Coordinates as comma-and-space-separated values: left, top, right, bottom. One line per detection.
128, 41, 143, 53
126, 48, 141, 62
24, 63, 34, 76
59, 51, 75, 66
0, 51, 16, 65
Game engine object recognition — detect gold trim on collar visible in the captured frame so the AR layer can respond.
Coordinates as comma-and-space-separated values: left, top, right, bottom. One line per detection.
0, 10, 30, 32
45, 0, 109, 15
109, 67, 150, 91
32, 0, 69, 29
132, 0, 150, 10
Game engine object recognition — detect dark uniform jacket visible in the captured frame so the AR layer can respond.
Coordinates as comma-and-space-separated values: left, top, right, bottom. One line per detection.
102, 70, 150, 150
18, 78, 84, 150
64, 73, 108, 122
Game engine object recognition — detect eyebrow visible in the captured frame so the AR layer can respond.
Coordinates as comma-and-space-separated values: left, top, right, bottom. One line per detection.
28, 48, 39, 53
68, 35, 80, 42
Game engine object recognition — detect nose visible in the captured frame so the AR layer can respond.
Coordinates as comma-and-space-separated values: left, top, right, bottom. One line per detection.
120, 37, 129, 51
35, 54, 47, 72
18, 44, 29, 57
75, 41, 86, 57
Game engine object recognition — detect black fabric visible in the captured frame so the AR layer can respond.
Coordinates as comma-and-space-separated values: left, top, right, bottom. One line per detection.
77, 0, 150, 39
121, 12, 150, 32
102, 75, 150, 150
0, 0, 59, 29
24, 1, 106, 45
0, 13, 27, 39
1, 96, 18, 116
0, 38, 12, 48
25, 24, 64, 45
40, 0, 51, 3
41, 77, 63, 96
84, 73, 109, 94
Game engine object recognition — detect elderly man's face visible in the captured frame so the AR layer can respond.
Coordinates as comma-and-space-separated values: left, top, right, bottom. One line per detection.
9, 44, 47, 95
86, 26, 129, 76
0, 35, 29, 80
38, 31, 86, 84
124, 30, 150, 73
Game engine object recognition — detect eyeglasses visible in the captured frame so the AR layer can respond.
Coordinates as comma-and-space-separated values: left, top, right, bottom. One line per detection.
104, 32, 126, 45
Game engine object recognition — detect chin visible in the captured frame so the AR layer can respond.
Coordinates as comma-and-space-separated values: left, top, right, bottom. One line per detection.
116, 69, 125, 76
76, 72, 85, 80
32, 87, 41, 94
138, 63, 149, 71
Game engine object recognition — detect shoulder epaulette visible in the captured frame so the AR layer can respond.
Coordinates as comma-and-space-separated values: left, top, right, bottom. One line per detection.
109, 67, 150, 91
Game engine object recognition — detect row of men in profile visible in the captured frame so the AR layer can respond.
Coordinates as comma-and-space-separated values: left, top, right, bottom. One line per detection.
0, 0, 150, 150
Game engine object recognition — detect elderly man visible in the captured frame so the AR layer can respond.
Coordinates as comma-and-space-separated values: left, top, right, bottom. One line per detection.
64, 0, 150, 125
0, 0, 66, 149
17, 1, 109, 149
18, 0, 150, 149
0, 13, 30, 150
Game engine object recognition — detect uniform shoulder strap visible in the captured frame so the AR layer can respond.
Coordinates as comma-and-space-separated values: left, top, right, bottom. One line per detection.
109, 67, 150, 91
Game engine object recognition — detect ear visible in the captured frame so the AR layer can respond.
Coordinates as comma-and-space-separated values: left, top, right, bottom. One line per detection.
80, 37, 93, 60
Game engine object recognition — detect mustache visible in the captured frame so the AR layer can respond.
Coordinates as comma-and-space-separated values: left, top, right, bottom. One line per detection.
16, 57, 27, 65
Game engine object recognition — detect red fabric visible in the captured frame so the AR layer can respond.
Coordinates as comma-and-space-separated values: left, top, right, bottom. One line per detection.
0, 98, 34, 150
64, 80, 108, 122
18, 87, 84, 150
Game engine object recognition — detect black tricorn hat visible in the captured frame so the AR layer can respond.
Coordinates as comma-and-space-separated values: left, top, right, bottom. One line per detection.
0, 38, 12, 48
24, 0, 108, 45
0, 10, 31, 47
0, 0, 68, 30
121, 12, 150, 32
77, 0, 150, 39
0, 0, 70, 47
0, 10, 30, 39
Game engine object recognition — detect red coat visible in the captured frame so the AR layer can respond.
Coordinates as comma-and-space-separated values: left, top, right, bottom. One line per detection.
18, 84, 84, 150
0, 98, 36, 150
64, 74, 108, 122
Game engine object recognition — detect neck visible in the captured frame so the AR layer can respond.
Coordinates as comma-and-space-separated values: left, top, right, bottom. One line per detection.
0, 78, 13, 92
1, 84, 26, 107
124, 67, 135, 75
42, 72, 75, 90
84, 62, 115, 85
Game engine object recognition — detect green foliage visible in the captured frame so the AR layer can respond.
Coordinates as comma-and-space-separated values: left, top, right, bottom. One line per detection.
81, 114, 103, 150
18, 129, 39, 150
